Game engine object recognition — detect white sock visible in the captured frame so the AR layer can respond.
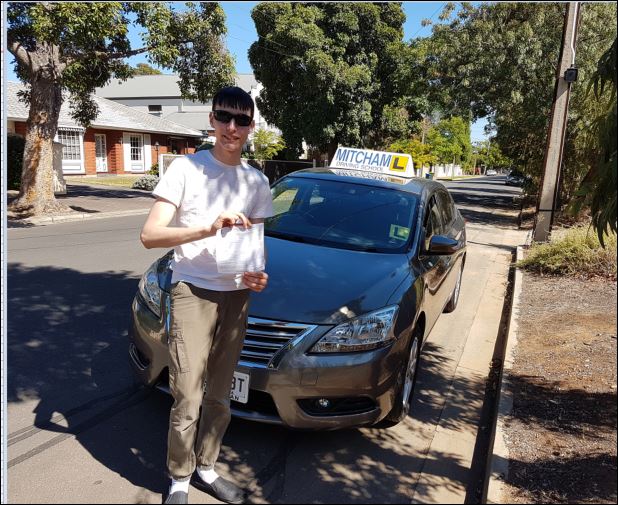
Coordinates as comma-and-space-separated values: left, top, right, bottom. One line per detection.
169, 478, 190, 495
197, 466, 220, 484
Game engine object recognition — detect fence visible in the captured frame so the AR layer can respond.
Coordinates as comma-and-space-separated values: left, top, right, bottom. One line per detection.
158, 153, 184, 177
248, 158, 325, 183
159, 153, 325, 183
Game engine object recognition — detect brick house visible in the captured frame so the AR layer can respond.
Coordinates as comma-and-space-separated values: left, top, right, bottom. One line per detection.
7, 81, 203, 176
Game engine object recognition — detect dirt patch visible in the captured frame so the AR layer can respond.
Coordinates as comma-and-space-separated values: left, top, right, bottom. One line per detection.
501, 272, 617, 503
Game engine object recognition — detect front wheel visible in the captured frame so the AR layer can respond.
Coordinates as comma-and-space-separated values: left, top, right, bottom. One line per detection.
380, 331, 421, 427
443, 264, 463, 313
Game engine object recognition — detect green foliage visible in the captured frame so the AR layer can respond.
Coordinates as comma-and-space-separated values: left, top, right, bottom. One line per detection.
424, 2, 617, 207
248, 2, 408, 157
388, 138, 436, 170
569, 37, 617, 247
517, 224, 617, 279
133, 63, 162, 75
131, 174, 160, 191
426, 116, 471, 166
148, 164, 159, 176
253, 128, 286, 160
7, 2, 235, 127
196, 141, 215, 152
7, 133, 25, 190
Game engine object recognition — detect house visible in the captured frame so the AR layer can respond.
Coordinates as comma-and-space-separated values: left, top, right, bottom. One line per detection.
6, 81, 203, 176
95, 73, 281, 148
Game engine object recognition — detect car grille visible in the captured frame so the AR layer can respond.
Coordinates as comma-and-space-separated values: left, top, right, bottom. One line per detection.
239, 317, 316, 369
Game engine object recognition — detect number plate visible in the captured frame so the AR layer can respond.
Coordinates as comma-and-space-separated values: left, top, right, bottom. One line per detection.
230, 371, 250, 404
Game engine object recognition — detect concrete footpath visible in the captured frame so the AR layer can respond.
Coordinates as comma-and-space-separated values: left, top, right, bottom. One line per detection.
7, 181, 154, 226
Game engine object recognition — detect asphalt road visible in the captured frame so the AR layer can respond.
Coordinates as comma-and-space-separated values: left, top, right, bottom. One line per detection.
7, 176, 526, 504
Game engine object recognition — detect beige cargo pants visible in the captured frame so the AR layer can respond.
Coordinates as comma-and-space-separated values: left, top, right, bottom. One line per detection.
166, 280, 249, 480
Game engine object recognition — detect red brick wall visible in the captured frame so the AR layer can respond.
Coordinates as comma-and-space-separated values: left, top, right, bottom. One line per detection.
12, 120, 199, 173
14, 121, 27, 137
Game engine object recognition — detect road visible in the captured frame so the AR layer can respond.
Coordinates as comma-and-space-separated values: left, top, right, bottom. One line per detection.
7, 176, 527, 504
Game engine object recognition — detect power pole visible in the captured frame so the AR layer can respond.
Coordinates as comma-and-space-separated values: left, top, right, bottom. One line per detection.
533, 2, 581, 242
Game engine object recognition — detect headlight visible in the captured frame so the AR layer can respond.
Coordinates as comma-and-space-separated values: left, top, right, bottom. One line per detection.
311, 305, 399, 353
138, 262, 162, 318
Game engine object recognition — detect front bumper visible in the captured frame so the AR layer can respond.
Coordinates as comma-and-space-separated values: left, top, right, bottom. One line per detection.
129, 294, 408, 430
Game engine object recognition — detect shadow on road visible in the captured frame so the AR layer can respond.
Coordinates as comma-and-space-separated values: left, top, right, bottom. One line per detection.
7, 262, 492, 503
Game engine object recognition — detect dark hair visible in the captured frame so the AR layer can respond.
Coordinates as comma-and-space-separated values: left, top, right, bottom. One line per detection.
212, 86, 254, 118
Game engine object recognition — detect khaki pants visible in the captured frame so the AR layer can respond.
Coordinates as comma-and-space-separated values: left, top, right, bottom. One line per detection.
166, 281, 249, 479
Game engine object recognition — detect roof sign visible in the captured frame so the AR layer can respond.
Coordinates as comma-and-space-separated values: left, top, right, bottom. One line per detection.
330, 147, 414, 178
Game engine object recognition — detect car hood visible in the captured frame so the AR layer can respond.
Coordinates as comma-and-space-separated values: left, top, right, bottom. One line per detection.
247, 236, 411, 325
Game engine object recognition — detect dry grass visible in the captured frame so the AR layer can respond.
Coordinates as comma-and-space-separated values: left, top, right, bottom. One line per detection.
518, 224, 617, 280
67, 175, 143, 188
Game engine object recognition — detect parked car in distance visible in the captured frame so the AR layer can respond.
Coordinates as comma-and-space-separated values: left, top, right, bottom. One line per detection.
130, 167, 467, 430
505, 170, 529, 186
485, 169, 498, 176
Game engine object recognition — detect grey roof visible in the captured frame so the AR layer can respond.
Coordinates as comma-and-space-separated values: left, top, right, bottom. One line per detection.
7, 81, 203, 137
164, 112, 212, 131
96, 73, 259, 99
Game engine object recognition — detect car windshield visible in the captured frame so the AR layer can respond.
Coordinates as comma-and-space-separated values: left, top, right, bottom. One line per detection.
265, 176, 418, 253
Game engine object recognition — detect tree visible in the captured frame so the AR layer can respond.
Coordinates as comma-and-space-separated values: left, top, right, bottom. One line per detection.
7, 2, 235, 215
423, 2, 616, 208
426, 116, 471, 172
133, 62, 163, 75
248, 2, 407, 159
388, 137, 436, 173
252, 128, 286, 160
569, 36, 617, 246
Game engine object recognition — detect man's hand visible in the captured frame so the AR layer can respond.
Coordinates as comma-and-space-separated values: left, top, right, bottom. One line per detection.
243, 271, 268, 292
213, 211, 251, 231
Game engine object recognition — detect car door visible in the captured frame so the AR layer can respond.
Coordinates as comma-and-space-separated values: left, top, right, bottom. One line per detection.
419, 194, 450, 327
435, 189, 460, 297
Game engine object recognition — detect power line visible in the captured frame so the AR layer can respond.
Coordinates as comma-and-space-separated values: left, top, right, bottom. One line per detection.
410, 2, 447, 39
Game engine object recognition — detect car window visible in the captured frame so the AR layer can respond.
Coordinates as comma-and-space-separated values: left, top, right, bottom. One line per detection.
436, 190, 453, 226
423, 196, 443, 251
266, 177, 418, 253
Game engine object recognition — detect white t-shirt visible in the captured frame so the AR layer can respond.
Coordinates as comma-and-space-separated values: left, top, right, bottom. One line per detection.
152, 150, 274, 291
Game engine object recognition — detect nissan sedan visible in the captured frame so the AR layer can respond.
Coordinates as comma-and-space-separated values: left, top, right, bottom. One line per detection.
129, 168, 466, 429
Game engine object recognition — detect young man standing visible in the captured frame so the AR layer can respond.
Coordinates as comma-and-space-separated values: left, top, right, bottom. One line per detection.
140, 87, 273, 504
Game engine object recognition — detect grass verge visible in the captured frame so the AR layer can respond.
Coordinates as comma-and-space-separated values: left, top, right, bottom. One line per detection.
518, 224, 617, 280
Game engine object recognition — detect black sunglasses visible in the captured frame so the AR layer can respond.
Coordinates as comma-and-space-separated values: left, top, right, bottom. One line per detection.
212, 109, 253, 127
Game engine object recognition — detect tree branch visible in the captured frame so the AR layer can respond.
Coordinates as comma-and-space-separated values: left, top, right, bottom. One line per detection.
7, 39, 34, 72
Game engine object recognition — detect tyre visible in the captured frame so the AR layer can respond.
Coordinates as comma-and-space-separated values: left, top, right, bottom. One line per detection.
443, 264, 463, 313
379, 329, 422, 427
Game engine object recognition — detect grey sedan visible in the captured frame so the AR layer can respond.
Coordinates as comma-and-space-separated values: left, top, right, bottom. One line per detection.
129, 168, 466, 429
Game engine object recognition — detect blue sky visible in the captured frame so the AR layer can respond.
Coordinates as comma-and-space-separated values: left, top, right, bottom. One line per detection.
5, 1, 488, 140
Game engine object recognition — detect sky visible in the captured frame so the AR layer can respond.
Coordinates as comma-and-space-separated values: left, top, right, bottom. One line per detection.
4, 1, 488, 141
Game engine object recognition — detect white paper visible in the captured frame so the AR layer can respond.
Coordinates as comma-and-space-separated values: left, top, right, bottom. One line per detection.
215, 223, 265, 274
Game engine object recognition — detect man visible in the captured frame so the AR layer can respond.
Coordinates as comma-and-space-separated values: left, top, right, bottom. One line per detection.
140, 86, 274, 504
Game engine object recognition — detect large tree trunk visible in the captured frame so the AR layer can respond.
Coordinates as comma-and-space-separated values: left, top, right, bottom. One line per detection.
9, 45, 70, 216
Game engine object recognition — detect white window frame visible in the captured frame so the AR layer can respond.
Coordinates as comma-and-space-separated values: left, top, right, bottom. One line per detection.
55, 127, 85, 174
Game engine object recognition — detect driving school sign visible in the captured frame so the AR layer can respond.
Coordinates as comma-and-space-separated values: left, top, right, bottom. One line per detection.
330, 147, 414, 178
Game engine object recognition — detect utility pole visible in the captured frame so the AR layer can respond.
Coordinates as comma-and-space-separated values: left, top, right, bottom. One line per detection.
533, 2, 581, 242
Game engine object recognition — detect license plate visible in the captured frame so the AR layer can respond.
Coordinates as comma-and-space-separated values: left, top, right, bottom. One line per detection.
230, 371, 250, 404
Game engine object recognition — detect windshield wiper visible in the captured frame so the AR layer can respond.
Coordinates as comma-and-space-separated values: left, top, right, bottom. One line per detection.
266, 230, 312, 244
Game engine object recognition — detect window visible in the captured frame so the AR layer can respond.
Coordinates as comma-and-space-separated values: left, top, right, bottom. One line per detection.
265, 177, 418, 253
424, 196, 443, 251
148, 104, 162, 113
57, 129, 82, 161
130, 135, 143, 161
437, 190, 454, 225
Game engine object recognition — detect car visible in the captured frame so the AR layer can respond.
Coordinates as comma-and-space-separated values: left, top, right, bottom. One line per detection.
129, 162, 467, 430
505, 170, 528, 186
485, 169, 498, 176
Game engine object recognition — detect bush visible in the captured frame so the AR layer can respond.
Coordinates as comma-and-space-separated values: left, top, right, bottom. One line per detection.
148, 164, 159, 176
131, 174, 160, 191
518, 224, 617, 279
7, 133, 25, 190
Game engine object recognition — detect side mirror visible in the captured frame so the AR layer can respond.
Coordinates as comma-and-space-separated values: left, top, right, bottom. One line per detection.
428, 235, 461, 255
